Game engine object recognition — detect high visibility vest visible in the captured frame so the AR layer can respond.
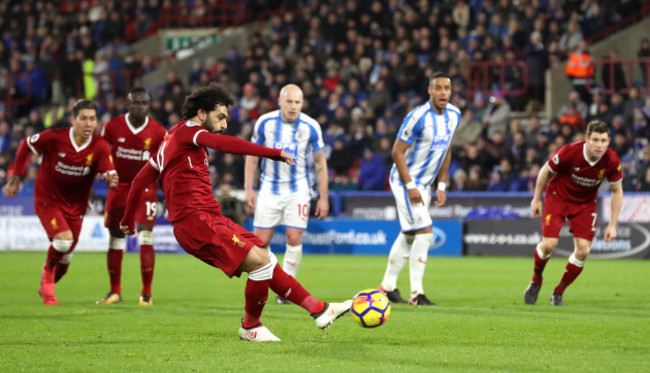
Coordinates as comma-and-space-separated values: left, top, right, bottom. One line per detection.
565, 52, 594, 79
83, 59, 96, 100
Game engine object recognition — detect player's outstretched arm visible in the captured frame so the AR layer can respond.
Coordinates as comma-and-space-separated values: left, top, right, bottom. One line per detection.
604, 182, 624, 242
530, 162, 552, 217
195, 132, 290, 162
120, 161, 159, 235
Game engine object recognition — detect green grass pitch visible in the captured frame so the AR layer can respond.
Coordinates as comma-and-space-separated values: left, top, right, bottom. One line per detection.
0, 252, 648, 372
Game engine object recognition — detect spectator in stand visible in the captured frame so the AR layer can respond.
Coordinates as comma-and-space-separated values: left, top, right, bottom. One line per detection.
559, 21, 584, 52
560, 91, 588, 121
637, 38, 650, 85
601, 49, 627, 92
558, 103, 585, 131
523, 31, 548, 106
483, 91, 511, 139
358, 147, 385, 191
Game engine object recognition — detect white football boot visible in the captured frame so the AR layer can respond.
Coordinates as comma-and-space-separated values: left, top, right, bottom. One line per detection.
313, 300, 353, 329
239, 324, 281, 342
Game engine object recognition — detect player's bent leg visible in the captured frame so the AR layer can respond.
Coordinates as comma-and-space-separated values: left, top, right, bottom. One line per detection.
40, 235, 73, 305
524, 237, 558, 305
552, 238, 589, 305
239, 246, 279, 341
54, 252, 73, 283
137, 226, 155, 305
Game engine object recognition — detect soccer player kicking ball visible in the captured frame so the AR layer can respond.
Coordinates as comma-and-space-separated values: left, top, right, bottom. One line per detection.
120, 84, 351, 341
98, 88, 167, 306
3, 100, 118, 305
524, 120, 623, 306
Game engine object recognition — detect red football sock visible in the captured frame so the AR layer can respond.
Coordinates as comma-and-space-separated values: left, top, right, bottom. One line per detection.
45, 245, 65, 271
532, 247, 550, 284
269, 265, 324, 314
54, 263, 69, 283
139, 244, 155, 295
107, 249, 123, 294
554, 262, 584, 294
243, 278, 269, 328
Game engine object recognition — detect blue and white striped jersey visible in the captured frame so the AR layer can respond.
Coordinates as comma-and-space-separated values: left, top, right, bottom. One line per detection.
251, 110, 324, 196
389, 102, 461, 188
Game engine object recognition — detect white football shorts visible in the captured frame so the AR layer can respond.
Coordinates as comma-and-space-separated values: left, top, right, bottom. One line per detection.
389, 179, 433, 232
253, 192, 311, 230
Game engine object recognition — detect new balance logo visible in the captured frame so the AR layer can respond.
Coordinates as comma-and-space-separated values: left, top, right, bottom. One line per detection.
58, 152, 66, 158
418, 258, 427, 264
285, 261, 297, 267
117, 138, 126, 143
573, 167, 580, 171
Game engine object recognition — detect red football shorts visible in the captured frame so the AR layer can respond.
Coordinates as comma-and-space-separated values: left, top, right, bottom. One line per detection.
172, 211, 266, 277
105, 183, 158, 230
35, 202, 83, 242
542, 192, 598, 241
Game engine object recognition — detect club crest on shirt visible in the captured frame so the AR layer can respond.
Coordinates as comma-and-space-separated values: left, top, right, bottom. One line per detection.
294, 129, 308, 141
598, 169, 605, 179
86, 154, 93, 166
232, 234, 245, 248
144, 137, 152, 150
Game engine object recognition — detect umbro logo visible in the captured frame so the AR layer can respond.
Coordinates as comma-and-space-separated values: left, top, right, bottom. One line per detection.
117, 138, 126, 143
58, 152, 66, 158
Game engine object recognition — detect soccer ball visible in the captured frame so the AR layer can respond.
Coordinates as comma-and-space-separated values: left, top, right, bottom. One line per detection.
350, 289, 391, 327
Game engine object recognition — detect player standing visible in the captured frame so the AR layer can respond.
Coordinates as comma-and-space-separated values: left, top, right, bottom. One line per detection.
3, 100, 118, 305
379, 72, 460, 306
244, 84, 329, 304
120, 84, 350, 342
524, 120, 623, 306
98, 88, 167, 306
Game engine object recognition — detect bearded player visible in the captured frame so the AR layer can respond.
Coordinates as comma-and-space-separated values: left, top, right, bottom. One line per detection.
3, 100, 118, 305
120, 83, 351, 341
98, 88, 167, 306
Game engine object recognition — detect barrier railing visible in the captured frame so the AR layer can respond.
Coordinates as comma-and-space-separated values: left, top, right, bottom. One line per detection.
466, 60, 529, 99
0, 72, 32, 114
158, 3, 249, 29
587, 57, 650, 95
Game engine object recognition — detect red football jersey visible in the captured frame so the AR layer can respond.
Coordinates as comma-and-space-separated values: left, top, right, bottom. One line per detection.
546, 141, 622, 204
150, 120, 221, 222
102, 114, 167, 184
24, 127, 115, 216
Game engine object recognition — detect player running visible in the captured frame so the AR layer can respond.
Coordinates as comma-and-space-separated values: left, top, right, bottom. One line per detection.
3, 100, 118, 305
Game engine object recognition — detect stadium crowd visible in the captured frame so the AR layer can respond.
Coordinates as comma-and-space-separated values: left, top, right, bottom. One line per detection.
2, 0, 650, 200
